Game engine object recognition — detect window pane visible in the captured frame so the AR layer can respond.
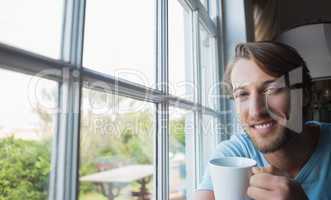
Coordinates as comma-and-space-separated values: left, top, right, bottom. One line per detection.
169, 107, 194, 200
0, 68, 58, 199
200, 114, 217, 175
199, 25, 218, 110
169, 1, 194, 101
0, 0, 64, 58
83, 0, 155, 87
201, 0, 208, 10
79, 88, 155, 200
209, 0, 218, 21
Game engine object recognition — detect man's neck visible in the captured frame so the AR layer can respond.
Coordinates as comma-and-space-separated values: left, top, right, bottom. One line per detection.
263, 124, 320, 177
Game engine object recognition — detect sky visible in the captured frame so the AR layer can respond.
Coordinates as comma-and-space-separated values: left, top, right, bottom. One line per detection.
0, 0, 62, 132
0, 68, 57, 131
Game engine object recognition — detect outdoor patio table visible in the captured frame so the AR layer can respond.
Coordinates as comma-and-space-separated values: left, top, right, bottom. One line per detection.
80, 164, 154, 200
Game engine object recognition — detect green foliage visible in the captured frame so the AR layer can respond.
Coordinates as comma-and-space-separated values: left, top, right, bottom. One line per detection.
170, 117, 186, 147
0, 137, 50, 200
79, 192, 108, 200
80, 109, 154, 166
79, 162, 98, 195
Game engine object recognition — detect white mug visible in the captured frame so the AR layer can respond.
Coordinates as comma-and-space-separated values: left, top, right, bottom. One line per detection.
209, 157, 257, 200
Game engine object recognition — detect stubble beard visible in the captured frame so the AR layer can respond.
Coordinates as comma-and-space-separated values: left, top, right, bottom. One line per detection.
246, 125, 292, 154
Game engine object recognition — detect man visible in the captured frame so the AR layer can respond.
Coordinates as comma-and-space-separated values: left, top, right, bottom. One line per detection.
194, 42, 331, 200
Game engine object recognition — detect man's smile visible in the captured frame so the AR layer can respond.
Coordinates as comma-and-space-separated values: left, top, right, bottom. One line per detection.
249, 120, 277, 135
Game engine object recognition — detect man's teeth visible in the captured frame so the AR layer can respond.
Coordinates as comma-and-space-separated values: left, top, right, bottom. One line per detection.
254, 122, 273, 129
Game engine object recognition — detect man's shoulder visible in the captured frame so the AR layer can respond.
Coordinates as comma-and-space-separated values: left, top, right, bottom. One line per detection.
319, 121, 331, 145
214, 133, 257, 157
307, 121, 331, 129
311, 121, 331, 140
320, 121, 331, 131
220, 133, 251, 146
306, 121, 331, 140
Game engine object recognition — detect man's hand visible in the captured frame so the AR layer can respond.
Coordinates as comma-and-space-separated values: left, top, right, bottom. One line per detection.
247, 166, 308, 200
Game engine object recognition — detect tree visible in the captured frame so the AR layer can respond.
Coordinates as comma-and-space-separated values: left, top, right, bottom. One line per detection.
0, 137, 51, 200
170, 117, 185, 153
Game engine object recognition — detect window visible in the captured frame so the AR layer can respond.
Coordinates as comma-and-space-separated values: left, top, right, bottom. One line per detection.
0, 68, 58, 199
169, 0, 194, 101
199, 23, 219, 110
209, 0, 218, 21
0, 0, 222, 199
83, 0, 156, 87
79, 88, 155, 199
0, 0, 64, 58
200, 114, 218, 174
169, 107, 194, 200
201, 0, 209, 10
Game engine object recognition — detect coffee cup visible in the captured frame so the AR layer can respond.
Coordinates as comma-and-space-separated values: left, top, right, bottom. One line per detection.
209, 157, 256, 200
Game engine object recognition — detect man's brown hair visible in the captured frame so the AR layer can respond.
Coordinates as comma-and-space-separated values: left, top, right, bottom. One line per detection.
223, 41, 312, 99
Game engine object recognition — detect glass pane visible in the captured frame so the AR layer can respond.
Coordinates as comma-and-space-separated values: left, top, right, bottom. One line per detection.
169, 1, 194, 101
0, 0, 64, 58
0, 68, 58, 199
79, 88, 155, 200
169, 107, 194, 200
209, 0, 218, 21
199, 25, 218, 110
83, 0, 155, 87
200, 114, 217, 176
201, 0, 208, 10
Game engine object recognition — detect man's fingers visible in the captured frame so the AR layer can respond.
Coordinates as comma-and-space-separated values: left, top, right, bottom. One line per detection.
247, 186, 273, 200
252, 166, 269, 174
250, 173, 281, 190
252, 166, 288, 176
252, 166, 275, 174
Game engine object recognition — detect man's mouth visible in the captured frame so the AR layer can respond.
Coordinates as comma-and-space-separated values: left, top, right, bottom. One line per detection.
249, 120, 276, 135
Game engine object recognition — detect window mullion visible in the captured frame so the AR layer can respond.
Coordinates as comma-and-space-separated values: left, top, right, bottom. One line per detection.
156, 0, 169, 199
0, 43, 64, 81
180, 0, 217, 35
192, 10, 204, 188
216, 0, 230, 140
51, 0, 85, 200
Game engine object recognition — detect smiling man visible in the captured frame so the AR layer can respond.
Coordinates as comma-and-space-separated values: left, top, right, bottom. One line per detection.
194, 42, 331, 200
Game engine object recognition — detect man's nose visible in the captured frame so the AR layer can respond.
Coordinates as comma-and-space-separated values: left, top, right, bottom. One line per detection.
248, 93, 267, 119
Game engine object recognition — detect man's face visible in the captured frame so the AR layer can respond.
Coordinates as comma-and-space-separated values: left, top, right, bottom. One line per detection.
230, 59, 292, 153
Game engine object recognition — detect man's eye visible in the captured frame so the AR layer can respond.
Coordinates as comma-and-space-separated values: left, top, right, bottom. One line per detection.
234, 92, 248, 99
264, 87, 284, 95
